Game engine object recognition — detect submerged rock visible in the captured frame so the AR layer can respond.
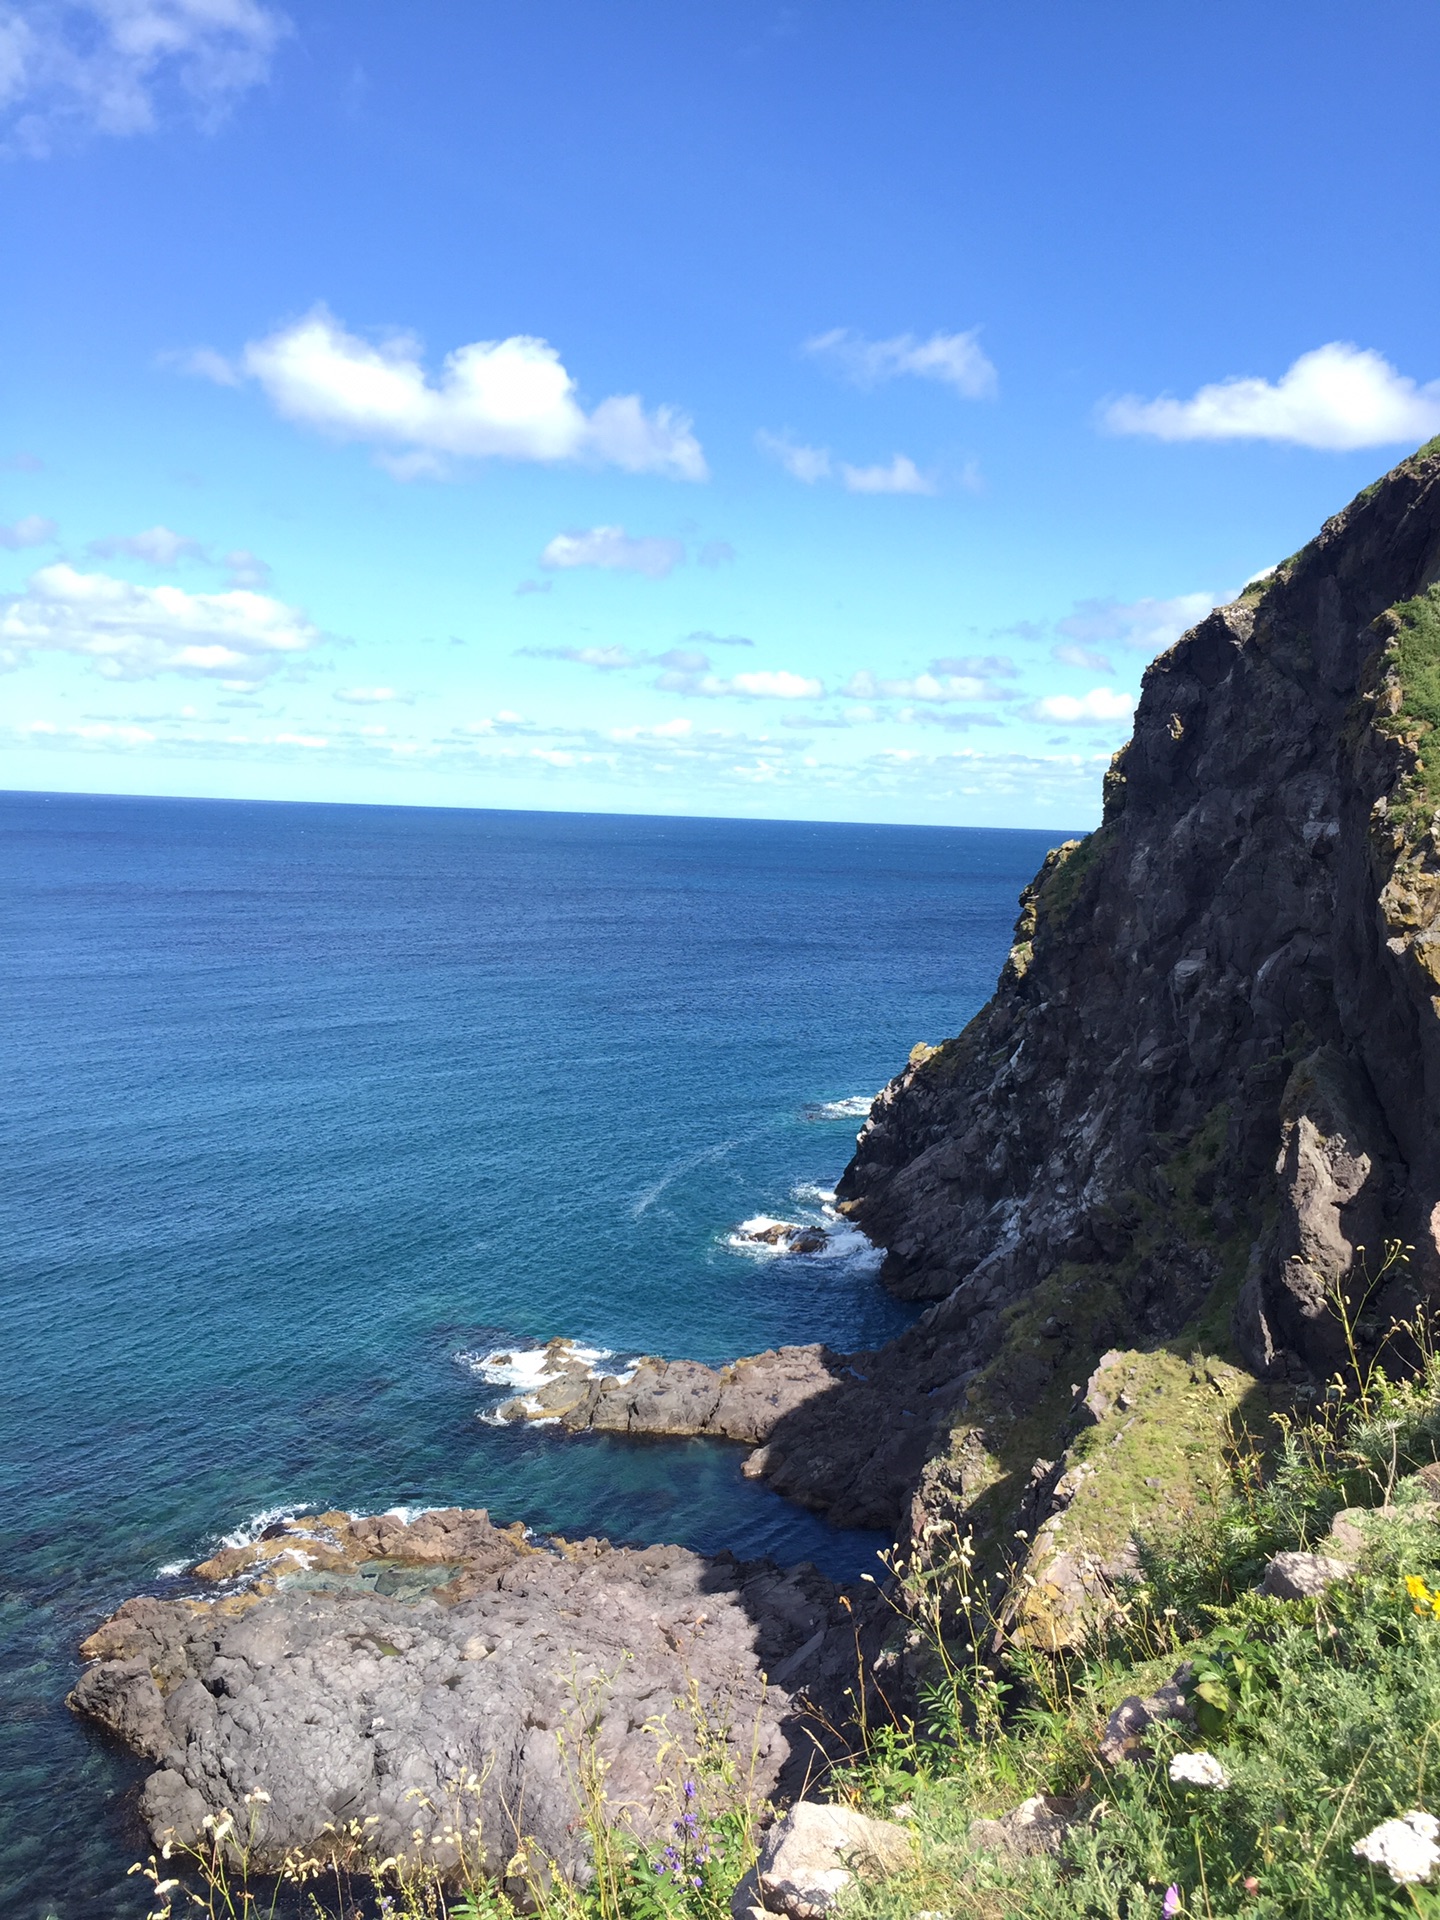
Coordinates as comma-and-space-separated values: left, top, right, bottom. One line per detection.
69, 1510, 864, 1878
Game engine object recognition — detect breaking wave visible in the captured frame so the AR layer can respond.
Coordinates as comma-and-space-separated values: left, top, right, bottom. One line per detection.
803, 1094, 876, 1121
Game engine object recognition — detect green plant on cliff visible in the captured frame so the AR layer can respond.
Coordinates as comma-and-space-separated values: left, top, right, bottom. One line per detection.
830, 1297, 1440, 1919
1375, 584, 1440, 833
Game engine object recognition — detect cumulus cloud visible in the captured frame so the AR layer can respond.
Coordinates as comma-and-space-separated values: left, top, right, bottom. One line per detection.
0, 0, 287, 156
539, 525, 685, 579
697, 540, 736, 567
0, 512, 57, 548
1056, 591, 1218, 658
0, 562, 323, 680
1030, 687, 1135, 725
89, 523, 203, 565
840, 454, 935, 495
1101, 342, 1440, 451
756, 432, 935, 494
1051, 641, 1114, 673
804, 327, 998, 399
841, 661, 1014, 703
334, 685, 412, 705
193, 307, 707, 480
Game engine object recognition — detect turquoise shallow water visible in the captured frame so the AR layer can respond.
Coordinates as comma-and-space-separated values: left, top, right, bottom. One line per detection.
0, 790, 1066, 1918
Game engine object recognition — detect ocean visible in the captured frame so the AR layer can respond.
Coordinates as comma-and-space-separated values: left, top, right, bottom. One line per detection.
0, 789, 1067, 1918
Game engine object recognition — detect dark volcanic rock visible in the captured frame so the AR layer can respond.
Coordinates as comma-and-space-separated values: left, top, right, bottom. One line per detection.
70, 1511, 864, 1877
838, 440, 1440, 1389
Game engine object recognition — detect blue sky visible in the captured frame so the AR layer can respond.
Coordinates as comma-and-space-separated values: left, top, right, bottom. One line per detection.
3, 1, 1439, 828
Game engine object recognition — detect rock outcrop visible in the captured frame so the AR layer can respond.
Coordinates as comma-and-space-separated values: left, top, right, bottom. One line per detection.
838, 440, 1440, 1393
69, 1510, 865, 1876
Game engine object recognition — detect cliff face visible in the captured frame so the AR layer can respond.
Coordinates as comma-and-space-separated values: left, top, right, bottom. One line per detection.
839, 439, 1440, 1391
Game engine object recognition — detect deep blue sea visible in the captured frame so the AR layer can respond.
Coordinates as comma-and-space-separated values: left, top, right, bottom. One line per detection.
0, 789, 1066, 1918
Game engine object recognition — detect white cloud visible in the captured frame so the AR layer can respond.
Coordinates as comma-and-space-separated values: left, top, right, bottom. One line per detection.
840, 454, 935, 495
757, 433, 935, 494
334, 685, 412, 705
0, 0, 287, 156
805, 327, 997, 399
89, 523, 203, 565
0, 562, 323, 679
728, 669, 821, 699
842, 661, 1013, 703
1101, 342, 1440, 450
1051, 641, 1114, 673
697, 539, 736, 567
1031, 687, 1135, 725
656, 662, 823, 700
0, 512, 56, 547
538, 525, 685, 578
522, 643, 647, 670
756, 430, 833, 483
1057, 591, 1218, 658
203, 307, 706, 480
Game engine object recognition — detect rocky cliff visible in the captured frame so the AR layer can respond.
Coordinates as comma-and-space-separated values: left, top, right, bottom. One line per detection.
840, 436, 1440, 1395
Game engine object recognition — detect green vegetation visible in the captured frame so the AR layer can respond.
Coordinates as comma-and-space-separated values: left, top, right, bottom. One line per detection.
1037, 829, 1108, 927
1374, 585, 1440, 832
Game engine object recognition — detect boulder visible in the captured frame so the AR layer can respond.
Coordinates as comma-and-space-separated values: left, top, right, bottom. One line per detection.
1098, 1670, 1194, 1765
752, 1802, 914, 1918
1259, 1550, 1353, 1600
968, 1793, 1078, 1859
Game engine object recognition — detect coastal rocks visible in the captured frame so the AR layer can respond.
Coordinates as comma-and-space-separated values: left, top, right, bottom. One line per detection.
733, 1217, 832, 1256
744, 1802, 914, 1918
69, 1510, 863, 1878
489, 1345, 837, 1446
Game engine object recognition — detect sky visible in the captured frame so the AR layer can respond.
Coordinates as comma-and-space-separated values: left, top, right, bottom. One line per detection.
3, 2, 1440, 830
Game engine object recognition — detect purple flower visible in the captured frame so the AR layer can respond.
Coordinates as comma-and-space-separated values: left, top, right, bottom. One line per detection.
683, 1780, 697, 1801
1163, 1887, 1182, 1918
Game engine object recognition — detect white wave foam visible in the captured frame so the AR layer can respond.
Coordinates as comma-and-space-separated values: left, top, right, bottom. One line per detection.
791, 1182, 837, 1206
725, 1198, 882, 1271
217, 1503, 316, 1551
155, 1559, 188, 1578
806, 1094, 875, 1120
382, 1505, 441, 1526
457, 1342, 627, 1390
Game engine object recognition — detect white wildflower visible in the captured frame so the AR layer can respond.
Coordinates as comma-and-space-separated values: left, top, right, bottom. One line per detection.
1169, 1752, 1231, 1789
1352, 1811, 1440, 1885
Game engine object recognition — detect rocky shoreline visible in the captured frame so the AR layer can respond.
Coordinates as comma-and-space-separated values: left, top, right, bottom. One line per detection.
71, 1507, 873, 1875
